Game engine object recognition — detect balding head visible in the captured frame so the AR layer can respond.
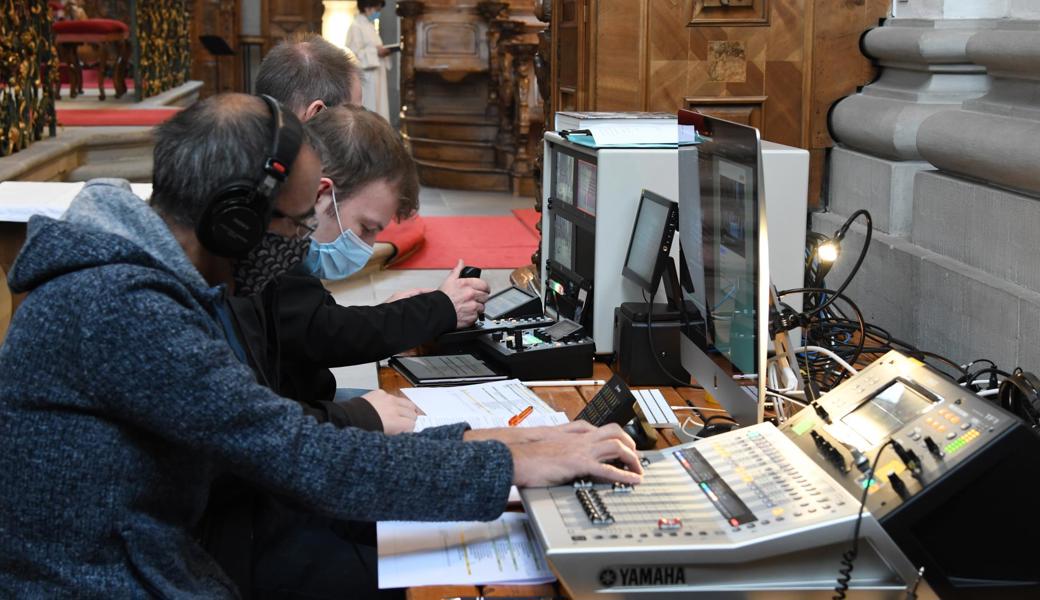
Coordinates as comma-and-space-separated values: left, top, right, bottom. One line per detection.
150, 93, 309, 229
256, 33, 361, 121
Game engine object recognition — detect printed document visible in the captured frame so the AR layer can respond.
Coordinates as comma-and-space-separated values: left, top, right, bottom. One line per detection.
377, 513, 555, 588
402, 379, 557, 419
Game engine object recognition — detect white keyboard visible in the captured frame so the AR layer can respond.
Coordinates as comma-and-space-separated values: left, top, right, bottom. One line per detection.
633, 388, 680, 427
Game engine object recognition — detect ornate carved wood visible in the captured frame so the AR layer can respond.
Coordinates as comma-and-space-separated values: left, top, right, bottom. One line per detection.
507, 40, 540, 196
398, 0, 424, 118
1, 0, 59, 156
402, 0, 542, 194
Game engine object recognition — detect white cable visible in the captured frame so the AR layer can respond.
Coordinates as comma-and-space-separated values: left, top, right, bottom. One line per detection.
669, 406, 729, 412
977, 389, 999, 398
794, 345, 858, 375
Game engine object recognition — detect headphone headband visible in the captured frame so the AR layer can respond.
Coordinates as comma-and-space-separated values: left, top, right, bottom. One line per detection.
196, 95, 305, 258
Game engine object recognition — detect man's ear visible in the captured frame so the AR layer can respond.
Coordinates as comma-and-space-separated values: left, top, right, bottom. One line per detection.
315, 177, 335, 212
303, 100, 326, 122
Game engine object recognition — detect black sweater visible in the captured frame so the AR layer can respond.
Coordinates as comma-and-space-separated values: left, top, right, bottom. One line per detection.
228, 268, 457, 431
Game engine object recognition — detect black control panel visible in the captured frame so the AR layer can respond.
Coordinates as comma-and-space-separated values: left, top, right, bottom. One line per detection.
576, 375, 636, 427
476, 318, 594, 380
435, 315, 555, 346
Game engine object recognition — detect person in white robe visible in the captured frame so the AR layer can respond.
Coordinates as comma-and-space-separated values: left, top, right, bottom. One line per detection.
347, 0, 393, 121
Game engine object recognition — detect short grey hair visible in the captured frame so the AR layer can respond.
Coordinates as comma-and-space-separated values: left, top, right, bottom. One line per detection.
256, 33, 360, 113
150, 93, 307, 228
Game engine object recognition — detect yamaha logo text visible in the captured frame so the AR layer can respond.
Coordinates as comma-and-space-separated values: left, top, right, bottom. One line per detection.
599, 566, 687, 587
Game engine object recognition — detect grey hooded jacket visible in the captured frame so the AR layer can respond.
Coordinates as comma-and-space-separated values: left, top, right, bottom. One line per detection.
0, 180, 513, 597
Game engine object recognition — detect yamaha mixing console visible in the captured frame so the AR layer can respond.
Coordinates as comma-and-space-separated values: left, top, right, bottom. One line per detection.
523, 351, 1040, 599
522, 423, 917, 598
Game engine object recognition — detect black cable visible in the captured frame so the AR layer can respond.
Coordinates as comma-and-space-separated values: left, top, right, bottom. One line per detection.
834, 439, 895, 600
642, 289, 700, 388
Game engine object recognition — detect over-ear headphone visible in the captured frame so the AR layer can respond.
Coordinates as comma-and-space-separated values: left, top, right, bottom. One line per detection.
196, 94, 304, 258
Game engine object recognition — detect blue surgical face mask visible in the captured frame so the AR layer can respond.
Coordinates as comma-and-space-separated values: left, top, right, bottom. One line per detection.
367, 10, 381, 22
300, 189, 375, 281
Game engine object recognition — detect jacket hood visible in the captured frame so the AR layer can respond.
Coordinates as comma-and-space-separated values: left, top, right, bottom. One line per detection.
8, 179, 214, 300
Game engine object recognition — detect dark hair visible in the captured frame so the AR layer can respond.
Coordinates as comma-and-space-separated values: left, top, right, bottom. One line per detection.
305, 106, 419, 221
150, 93, 306, 228
357, 0, 386, 10
256, 33, 360, 114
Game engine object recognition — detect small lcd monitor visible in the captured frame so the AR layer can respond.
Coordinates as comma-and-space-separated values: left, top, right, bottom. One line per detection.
621, 190, 677, 296
676, 111, 769, 425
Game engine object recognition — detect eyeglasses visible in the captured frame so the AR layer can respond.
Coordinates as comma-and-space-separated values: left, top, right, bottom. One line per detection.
271, 208, 318, 240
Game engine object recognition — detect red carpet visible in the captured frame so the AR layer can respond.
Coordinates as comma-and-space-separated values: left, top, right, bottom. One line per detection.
60, 68, 135, 92
387, 213, 539, 269
512, 208, 541, 237
56, 108, 181, 127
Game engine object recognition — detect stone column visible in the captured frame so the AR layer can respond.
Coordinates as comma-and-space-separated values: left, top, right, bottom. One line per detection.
829, 19, 991, 235
917, 24, 1040, 197
397, 0, 424, 118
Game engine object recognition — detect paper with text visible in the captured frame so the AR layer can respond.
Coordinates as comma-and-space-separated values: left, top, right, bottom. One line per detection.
414, 411, 569, 432
377, 513, 555, 588
403, 379, 556, 419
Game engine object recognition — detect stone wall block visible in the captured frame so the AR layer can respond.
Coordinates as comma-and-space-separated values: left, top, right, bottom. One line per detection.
829, 146, 930, 235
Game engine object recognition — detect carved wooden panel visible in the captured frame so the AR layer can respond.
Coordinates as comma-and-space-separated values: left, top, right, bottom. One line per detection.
685, 96, 765, 130
416, 13, 488, 73
264, 0, 323, 44
550, 0, 886, 208
689, 0, 768, 27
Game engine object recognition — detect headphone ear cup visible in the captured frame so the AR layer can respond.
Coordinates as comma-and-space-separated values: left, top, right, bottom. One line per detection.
197, 181, 269, 258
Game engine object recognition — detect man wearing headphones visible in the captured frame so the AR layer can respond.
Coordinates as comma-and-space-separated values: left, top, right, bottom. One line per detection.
0, 93, 642, 597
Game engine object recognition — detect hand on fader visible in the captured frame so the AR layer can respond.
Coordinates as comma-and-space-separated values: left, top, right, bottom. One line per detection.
483, 423, 644, 488
440, 259, 491, 328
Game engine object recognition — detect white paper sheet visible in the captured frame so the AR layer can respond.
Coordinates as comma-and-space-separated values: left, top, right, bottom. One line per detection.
403, 379, 556, 419
0, 182, 152, 223
377, 513, 555, 588
414, 411, 569, 432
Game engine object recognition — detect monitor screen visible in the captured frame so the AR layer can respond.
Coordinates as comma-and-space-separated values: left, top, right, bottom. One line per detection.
555, 151, 574, 205
576, 160, 597, 215
677, 111, 768, 425
484, 287, 534, 319
622, 191, 676, 294
551, 215, 574, 269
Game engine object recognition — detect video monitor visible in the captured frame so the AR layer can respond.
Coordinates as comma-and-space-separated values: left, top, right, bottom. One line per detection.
677, 111, 769, 425
622, 190, 677, 296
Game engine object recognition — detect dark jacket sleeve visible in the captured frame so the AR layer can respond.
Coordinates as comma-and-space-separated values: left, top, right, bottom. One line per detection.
275, 271, 457, 368
84, 278, 513, 523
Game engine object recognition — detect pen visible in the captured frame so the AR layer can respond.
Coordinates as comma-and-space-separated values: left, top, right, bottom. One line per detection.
508, 405, 534, 427
524, 379, 606, 387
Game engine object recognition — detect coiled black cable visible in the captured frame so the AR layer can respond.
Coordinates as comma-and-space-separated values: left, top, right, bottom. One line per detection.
833, 439, 895, 599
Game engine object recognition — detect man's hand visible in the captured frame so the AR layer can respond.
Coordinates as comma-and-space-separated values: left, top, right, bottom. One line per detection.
361, 390, 422, 435
377, 46, 392, 58
385, 287, 435, 303
504, 423, 644, 487
463, 420, 598, 445
440, 259, 491, 328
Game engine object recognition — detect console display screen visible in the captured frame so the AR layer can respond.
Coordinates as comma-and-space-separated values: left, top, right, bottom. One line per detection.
555, 152, 574, 205
577, 160, 597, 215
841, 381, 935, 446
484, 288, 532, 318
552, 216, 574, 269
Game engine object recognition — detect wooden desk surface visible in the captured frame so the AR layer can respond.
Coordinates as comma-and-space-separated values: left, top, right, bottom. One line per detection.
378, 361, 724, 600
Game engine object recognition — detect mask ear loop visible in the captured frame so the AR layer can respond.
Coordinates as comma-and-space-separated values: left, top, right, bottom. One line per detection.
331, 187, 348, 237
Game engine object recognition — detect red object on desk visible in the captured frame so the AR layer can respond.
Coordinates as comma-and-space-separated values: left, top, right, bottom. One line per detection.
508, 405, 534, 427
